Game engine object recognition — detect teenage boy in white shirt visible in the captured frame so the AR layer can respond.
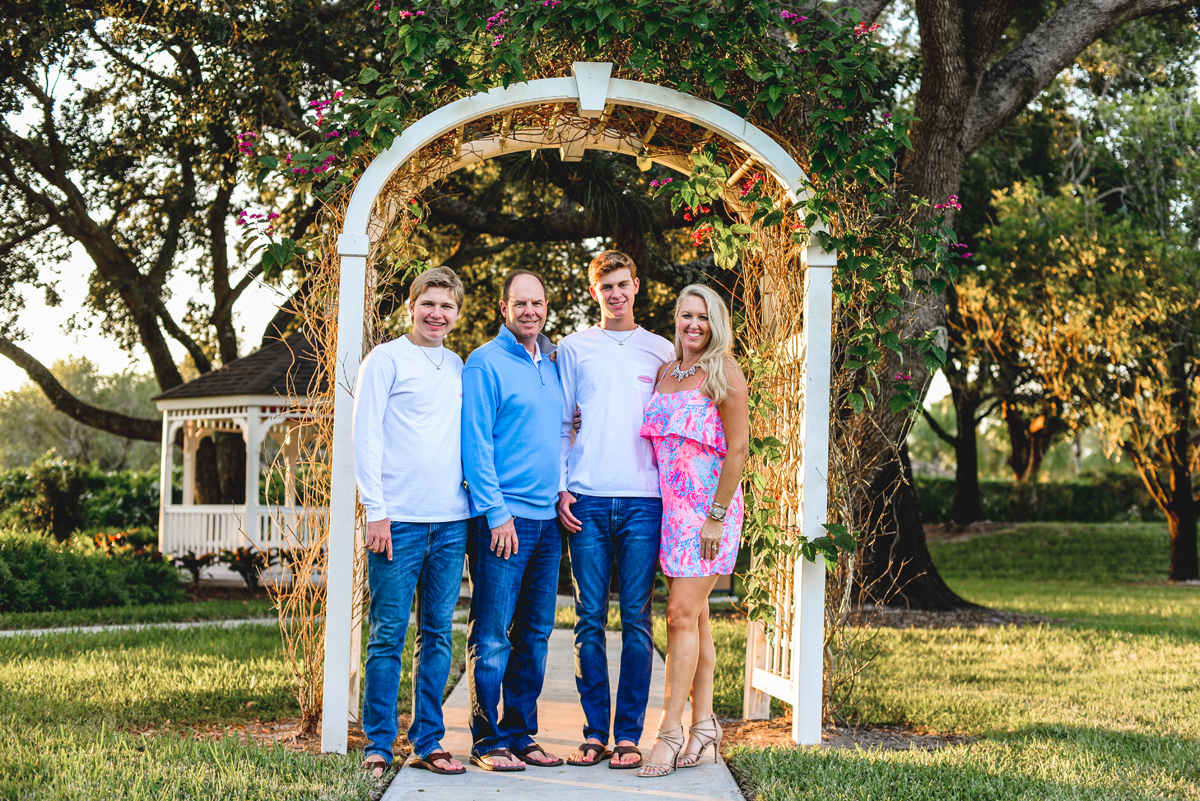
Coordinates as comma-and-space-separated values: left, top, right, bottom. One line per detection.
354, 267, 471, 779
556, 251, 675, 768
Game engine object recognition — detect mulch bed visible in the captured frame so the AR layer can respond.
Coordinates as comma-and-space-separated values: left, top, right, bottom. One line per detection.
854, 606, 1056, 629
721, 711, 973, 752
184, 584, 273, 602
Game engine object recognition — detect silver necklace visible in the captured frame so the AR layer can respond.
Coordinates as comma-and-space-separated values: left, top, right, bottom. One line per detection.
411, 339, 446, 370
670, 359, 700, 381
596, 325, 638, 346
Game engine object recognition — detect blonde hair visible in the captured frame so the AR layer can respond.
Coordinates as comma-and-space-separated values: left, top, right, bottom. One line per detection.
672, 284, 733, 404
409, 266, 464, 308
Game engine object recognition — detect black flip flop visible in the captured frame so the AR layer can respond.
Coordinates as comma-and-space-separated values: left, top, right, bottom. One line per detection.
608, 744, 642, 770
409, 750, 466, 775
470, 748, 526, 772
515, 743, 564, 767
566, 742, 612, 766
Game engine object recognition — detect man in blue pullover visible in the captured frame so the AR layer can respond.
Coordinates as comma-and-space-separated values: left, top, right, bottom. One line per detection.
461, 269, 565, 772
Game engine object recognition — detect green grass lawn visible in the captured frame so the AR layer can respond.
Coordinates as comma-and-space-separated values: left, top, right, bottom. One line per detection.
727, 522, 1200, 801
0, 598, 276, 631
1, 620, 465, 799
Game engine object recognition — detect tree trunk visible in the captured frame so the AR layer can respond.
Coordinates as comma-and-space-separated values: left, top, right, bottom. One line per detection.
1167, 351, 1199, 582
1004, 401, 1057, 484
950, 395, 984, 525
859, 444, 977, 610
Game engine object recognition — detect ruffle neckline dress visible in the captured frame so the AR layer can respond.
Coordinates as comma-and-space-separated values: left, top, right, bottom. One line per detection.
640, 385, 744, 577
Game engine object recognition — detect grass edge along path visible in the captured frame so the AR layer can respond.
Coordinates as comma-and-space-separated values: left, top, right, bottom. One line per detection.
0, 598, 276, 631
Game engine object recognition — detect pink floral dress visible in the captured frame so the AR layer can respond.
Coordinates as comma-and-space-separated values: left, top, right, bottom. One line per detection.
639, 379, 744, 577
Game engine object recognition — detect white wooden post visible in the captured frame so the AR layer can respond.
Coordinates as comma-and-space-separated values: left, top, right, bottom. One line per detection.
242, 409, 260, 548
321, 233, 370, 754
157, 415, 172, 553
181, 422, 198, 505
791, 244, 835, 745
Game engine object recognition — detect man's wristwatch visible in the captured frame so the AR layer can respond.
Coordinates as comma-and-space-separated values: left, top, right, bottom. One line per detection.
707, 502, 727, 523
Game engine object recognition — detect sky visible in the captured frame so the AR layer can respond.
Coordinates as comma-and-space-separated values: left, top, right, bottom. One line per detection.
0, 242, 289, 393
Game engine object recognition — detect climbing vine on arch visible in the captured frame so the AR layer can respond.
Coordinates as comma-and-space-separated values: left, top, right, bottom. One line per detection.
237, 0, 962, 722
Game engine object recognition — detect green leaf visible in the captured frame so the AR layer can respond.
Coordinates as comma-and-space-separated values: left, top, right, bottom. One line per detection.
889, 395, 911, 415
847, 392, 864, 415
359, 66, 380, 84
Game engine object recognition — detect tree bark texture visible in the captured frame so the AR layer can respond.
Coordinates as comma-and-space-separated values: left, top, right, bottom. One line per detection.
853, 0, 1197, 607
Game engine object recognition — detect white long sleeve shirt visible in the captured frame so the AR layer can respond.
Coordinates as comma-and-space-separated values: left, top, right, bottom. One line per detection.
558, 325, 675, 497
352, 336, 471, 523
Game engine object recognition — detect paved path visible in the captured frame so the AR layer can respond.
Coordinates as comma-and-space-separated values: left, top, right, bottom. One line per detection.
0, 616, 280, 638
383, 627, 744, 801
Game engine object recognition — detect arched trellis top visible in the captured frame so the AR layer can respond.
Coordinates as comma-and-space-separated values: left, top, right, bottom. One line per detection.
337, 62, 813, 255
321, 62, 834, 756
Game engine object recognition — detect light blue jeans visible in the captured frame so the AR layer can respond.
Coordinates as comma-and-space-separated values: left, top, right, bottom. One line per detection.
361, 519, 467, 764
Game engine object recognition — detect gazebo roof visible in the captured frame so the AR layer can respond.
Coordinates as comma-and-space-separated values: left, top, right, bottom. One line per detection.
154, 330, 324, 402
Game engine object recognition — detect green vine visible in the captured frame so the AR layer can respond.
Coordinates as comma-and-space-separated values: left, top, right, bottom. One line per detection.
235, 0, 964, 627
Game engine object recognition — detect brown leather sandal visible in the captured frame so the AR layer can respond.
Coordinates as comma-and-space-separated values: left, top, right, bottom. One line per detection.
608, 744, 642, 769
409, 750, 466, 775
362, 755, 389, 778
566, 742, 612, 766
470, 748, 526, 771
514, 743, 564, 767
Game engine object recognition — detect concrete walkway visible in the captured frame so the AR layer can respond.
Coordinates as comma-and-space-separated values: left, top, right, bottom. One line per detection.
0, 616, 279, 638
383, 627, 744, 801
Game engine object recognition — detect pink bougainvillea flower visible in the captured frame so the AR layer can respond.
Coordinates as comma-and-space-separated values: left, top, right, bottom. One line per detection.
934, 194, 962, 210
895, 373, 912, 381
854, 21, 882, 37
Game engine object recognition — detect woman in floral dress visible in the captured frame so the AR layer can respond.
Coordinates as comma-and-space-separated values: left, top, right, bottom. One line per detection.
637, 285, 749, 778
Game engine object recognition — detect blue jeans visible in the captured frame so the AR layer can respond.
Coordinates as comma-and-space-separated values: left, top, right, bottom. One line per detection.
466, 515, 560, 756
362, 519, 467, 765
567, 495, 661, 745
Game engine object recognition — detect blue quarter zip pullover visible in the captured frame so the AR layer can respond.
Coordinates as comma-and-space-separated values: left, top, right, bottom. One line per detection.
461, 325, 564, 528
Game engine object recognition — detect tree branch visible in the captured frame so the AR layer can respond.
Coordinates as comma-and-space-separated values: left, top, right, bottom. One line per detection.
921, 407, 959, 447
966, 0, 1200, 154
0, 335, 160, 441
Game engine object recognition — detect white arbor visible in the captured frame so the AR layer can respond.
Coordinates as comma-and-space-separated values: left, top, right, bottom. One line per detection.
321, 63, 834, 753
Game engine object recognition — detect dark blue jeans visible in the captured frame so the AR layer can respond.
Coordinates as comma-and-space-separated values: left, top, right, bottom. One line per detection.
362, 519, 467, 765
567, 495, 661, 745
465, 515, 561, 756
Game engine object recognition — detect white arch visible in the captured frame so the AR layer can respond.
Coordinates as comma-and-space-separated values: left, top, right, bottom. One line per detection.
322, 64, 834, 753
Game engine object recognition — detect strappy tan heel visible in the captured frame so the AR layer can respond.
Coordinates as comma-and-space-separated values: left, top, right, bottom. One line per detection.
677, 716, 723, 768
636, 724, 685, 778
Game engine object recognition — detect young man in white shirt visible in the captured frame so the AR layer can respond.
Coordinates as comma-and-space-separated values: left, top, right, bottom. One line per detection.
556, 251, 675, 768
354, 267, 471, 779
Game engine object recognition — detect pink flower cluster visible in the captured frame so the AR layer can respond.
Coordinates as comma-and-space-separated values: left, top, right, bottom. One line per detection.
682, 203, 711, 222
540, 0, 560, 6
649, 177, 673, 187
692, 224, 714, 247
951, 242, 973, 258
236, 210, 281, 227
740, 172, 765, 197
486, 10, 507, 30
399, 9, 425, 18
934, 194, 962, 211
894, 372, 912, 381
854, 21, 882, 37
779, 11, 808, 23
237, 132, 257, 155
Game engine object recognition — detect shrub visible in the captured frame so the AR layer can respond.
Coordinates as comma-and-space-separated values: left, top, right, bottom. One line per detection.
0, 461, 159, 539
0, 529, 186, 613
915, 471, 1164, 524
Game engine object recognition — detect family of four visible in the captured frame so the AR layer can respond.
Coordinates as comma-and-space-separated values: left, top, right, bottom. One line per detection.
352, 250, 749, 780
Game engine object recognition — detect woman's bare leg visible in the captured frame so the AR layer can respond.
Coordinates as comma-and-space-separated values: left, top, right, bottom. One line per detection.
680, 597, 717, 761
645, 575, 718, 768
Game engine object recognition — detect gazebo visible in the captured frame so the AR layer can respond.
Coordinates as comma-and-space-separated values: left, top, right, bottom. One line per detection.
153, 331, 326, 580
